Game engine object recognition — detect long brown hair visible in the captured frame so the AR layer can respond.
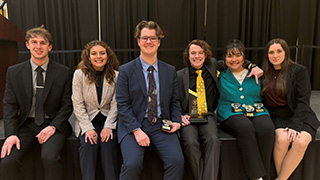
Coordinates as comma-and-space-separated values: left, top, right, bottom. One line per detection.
77, 40, 119, 85
261, 38, 294, 96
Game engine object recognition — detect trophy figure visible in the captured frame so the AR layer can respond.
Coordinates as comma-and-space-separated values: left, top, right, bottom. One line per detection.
188, 89, 208, 123
244, 105, 255, 117
254, 103, 265, 112
231, 103, 242, 112
162, 119, 172, 131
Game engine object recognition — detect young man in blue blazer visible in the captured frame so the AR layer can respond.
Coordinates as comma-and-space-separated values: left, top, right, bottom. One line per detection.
116, 20, 184, 180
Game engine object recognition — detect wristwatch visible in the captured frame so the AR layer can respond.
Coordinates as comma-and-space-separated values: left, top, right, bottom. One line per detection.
250, 64, 257, 70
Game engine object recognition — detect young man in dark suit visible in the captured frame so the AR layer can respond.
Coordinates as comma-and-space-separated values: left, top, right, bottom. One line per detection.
116, 20, 184, 180
1, 26, 72, 180
177, 40, 221, 180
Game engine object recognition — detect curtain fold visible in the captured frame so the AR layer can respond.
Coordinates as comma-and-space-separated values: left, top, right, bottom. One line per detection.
6, 0, 320, 89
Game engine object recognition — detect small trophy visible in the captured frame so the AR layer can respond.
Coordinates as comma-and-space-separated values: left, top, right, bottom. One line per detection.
162, 119, 172, 131
244, 105, 255, 117
188, 89, 208, 123
231, 103, 242, 112
254, 103, 265, 112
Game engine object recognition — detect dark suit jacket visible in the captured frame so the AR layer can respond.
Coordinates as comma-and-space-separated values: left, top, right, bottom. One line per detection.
3, 60, 73, 138
116, 58, 181, 142
177, 58, 221, 114
283, 63, 320, 131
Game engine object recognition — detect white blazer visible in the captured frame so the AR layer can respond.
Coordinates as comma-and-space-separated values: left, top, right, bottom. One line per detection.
72, 69, 118, 137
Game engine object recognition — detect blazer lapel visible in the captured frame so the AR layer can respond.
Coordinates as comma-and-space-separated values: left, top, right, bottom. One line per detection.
22, 61, 33, 109
222, 68, 241, 86
43, 60, 55, 101
206, 61, 216, 80
100, 78, 110, 106
206, 61, 219, 91
134, 59, 147, 97
158, 60, 167, 105
182, 68, 190, 102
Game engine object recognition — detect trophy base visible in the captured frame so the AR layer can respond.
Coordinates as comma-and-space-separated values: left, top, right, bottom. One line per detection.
245, 113, 254, 117
189, 116, 208, 123
255, 109, 265, 112
162, 125, 171, 131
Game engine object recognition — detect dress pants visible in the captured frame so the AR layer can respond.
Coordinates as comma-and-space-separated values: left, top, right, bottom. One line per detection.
78, 113, 119, 180
1, 118, 71, 180
220, 114, 274, 179
119, 118, 184, 180
180, 113, 220, 180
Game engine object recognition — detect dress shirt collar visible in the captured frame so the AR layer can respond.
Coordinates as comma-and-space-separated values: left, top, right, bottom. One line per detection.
139, 56, 158, 73
30, 58, 49, 72
189, 64, 206, 75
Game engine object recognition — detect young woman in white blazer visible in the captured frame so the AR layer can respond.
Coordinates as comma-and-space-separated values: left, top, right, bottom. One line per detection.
72, 40, 119, 180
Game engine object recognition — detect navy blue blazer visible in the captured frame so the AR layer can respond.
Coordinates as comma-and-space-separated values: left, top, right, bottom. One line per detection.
116, 58, 182, 142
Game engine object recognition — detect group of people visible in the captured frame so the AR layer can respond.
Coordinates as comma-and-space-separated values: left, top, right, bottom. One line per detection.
0, 20, 319, 180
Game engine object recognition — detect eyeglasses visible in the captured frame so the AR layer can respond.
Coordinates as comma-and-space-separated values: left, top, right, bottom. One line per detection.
139, 36, 159, 43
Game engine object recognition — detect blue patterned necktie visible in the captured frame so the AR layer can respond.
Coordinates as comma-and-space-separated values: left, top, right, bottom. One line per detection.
147, 66, 157, 125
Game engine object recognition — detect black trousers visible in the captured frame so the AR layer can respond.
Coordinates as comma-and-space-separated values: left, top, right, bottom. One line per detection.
180, 114, 221, 180
220, 114, 275, 179
1, 118, 71, 180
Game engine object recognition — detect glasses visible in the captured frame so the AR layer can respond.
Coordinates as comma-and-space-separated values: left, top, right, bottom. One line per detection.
139, 36, 159, 43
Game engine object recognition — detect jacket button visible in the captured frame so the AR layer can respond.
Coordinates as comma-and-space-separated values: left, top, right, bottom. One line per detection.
239, 87, 243, 91
240, 95, 244, 99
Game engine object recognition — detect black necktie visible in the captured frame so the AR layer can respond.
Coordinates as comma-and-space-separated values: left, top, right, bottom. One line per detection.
35, 66, 44, 126
147, 66, 157, 125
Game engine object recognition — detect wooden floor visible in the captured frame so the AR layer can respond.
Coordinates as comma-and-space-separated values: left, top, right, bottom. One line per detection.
0, 91, 320, 180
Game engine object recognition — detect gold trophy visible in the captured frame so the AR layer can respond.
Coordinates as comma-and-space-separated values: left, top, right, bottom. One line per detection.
254, 103, 265, 112
188, 89, 208, 123
162, 119, 172, 131
244, 105, 255, 117
231, 103, 242, 112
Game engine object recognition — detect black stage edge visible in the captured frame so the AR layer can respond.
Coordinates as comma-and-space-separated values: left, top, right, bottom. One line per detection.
1, 91, 320, 180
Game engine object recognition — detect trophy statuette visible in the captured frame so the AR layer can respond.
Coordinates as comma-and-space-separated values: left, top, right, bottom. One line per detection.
254, 103, 265, 112
244, 105, 255, 117
188, 89, 208, 123
162, 119, 172, 131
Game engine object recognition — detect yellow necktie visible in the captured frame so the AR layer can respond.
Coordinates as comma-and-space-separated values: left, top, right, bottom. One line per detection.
196, 70, 208, 116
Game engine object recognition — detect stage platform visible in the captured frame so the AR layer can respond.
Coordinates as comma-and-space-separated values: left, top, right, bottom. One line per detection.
0, 91, 320, 180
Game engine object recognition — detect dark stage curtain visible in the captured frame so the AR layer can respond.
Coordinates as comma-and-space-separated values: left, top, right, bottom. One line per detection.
100, 0, 196, 69
6, 0, 320, 89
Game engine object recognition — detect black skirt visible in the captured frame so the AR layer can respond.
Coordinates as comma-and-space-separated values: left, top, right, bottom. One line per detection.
268, 105, 317, 139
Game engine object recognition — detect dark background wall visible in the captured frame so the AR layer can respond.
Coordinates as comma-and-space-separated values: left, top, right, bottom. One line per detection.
6, 0, 320, 89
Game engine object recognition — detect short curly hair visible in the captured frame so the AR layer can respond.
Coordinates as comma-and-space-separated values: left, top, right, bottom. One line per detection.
134, 20, 164, 39
182, 39, 212, 67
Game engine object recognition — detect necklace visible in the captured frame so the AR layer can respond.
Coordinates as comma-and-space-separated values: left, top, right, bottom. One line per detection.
233, 69, 248, 84
273, 70, 280, 79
